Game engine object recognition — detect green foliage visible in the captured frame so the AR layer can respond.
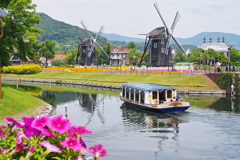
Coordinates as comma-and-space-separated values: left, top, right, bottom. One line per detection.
51, 57, 65, 66
127, 48, 142, 65
39, 40, 56, 66
0, 0, 42, 66
234, 76, 240, 94
127, 41, 136, 49
189, 48, 204, 64
230, 48, 240, 62
217, 73, 233, 89
3, 64, 41, 74
174, 50, 189, 63
65, 52, 74, 65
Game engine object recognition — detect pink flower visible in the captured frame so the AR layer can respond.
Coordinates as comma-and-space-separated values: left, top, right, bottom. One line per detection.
1, 148, 9, 153
48, 115, 71, 134
16, 131, 28, 144
68, 126, 92, 137
31, 115, 49, 130
0, 130, 5, 138
25, 145, 35, 159
60, 137, 81, 151
39, 141, 61, 153
89, 144, 108, 158
40, 128, 55, 137
22, 117, 40, 137
6, 117, 23, 128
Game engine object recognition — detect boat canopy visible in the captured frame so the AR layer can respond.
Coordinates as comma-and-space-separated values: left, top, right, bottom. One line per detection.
122, 83, 175, 91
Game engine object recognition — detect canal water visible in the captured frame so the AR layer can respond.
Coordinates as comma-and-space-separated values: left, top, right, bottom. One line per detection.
10, 84, 240, 160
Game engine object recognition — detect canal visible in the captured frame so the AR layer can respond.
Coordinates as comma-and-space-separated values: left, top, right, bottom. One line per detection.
9, 83, 240, 160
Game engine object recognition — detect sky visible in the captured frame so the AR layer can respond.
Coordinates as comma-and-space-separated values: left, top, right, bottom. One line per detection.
32, 0, 240, 39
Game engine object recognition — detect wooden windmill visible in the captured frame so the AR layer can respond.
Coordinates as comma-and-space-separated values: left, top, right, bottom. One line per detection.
76, 20, 109, 66
139, 1, 186, 67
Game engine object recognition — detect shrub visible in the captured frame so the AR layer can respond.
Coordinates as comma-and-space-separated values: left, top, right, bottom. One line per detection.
3, 64, 41, 74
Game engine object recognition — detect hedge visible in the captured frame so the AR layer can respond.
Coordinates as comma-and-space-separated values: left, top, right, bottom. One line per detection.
3, 64, 42, 74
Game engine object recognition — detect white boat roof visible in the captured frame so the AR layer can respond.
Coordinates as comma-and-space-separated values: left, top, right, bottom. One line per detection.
122, 83, 175, 91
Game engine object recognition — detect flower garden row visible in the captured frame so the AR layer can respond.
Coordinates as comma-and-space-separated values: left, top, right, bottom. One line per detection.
0, 115, 107, 160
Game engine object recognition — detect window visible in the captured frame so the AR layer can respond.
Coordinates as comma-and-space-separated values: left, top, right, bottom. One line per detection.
83, 49, 85, 53
135, 90, 139, 102
161, 39, 164, 44
161, 48, 165, 53
131, 89, 134, 100
154, 43, 157, 48
140, 91, 144, 103
167, 90, 172, 98
152, 91, 157, 99
126, 88, 129, 99
122, 87, 125, 97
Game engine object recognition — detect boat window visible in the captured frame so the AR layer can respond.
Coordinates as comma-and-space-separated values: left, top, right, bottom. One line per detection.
122, 87, 125, 97
126, 88, 129, 99
152, 91, 157, 99
140, 91, 144, 103
167, 90, 172, 98
135, 90, 139, 102
159, 90, 165, 101
131, 89, 134, 100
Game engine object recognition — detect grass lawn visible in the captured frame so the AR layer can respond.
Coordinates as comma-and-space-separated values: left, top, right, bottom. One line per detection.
0, 84, 48, 123
2, 72, 221, 91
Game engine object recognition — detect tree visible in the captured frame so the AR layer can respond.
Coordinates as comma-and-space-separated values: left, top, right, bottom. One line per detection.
127, 48, 142, 65
230, 48, 240, 63
174, 50, 188, 63
52, 57, 64, 66
39, 40, 56, 67
0, 0, 42, 66
127, 41, 136, 49
66, 52, 74, 65
96, 43, 111, 65
189, 48, 204, 64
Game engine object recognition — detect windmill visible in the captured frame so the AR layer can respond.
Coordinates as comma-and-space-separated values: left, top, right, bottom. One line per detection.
76, 20, 109, 66
139, 1, 186, 67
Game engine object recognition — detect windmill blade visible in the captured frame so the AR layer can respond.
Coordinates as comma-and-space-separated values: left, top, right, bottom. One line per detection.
153, 1, 169, 31
87, 42, 96, 57
96, 42, 109, 59
171, 12, 181, 32
172, 36, 186, 54
95, 25, 105, 41
76, 44, 82, 64
139, 36, 151, 65
80, 20, 94, 38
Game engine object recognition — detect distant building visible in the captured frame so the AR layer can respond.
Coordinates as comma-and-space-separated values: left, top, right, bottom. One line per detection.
10, 55, 34, 66
110, 47, 129, 65
199, 37, 231, 64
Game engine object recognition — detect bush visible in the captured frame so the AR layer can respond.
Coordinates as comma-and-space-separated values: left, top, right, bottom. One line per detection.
3, 64, 41, 74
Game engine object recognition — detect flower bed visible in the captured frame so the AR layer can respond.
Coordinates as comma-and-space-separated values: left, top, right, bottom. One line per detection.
0, 115, 107, 160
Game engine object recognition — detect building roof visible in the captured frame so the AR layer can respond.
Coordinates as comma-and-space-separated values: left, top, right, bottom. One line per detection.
122, 82, 175, 91
111, 47, 129, 53
199, 38, 230, 52
79, 37, 92, 46
55, 54, 66, 59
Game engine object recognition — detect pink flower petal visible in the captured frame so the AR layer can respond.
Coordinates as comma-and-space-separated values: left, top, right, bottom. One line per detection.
40, 141, 61, 153
48, 115, 71, 134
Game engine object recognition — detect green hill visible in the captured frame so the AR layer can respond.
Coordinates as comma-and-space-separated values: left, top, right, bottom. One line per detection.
35, 13, 109, 50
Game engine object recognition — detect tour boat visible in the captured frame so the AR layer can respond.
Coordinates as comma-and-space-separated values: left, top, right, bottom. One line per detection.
120, 82, 190, 113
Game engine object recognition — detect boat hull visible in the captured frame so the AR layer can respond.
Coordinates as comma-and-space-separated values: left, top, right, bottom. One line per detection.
120, 97, 189, 113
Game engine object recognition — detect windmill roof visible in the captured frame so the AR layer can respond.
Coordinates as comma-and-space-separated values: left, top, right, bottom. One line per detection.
199, 42, 229, 51
148, 27, 167, 39
79, 37, 92, 46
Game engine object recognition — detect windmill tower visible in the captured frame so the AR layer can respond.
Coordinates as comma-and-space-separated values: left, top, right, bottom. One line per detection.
76, 20, 109, 66
139, 1, 186, 67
